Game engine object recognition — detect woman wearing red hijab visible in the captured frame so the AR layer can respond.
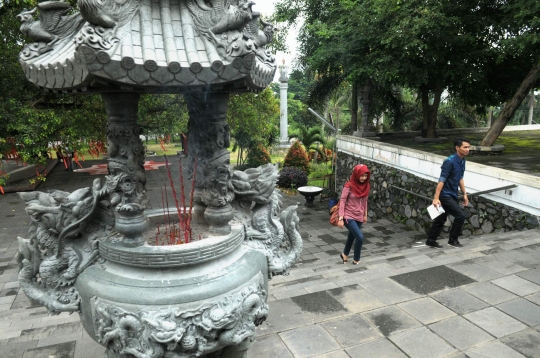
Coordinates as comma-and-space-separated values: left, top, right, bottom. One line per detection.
338, 164, 371, 265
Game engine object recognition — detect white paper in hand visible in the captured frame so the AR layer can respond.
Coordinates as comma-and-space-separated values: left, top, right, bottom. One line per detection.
427, 204, 445, 220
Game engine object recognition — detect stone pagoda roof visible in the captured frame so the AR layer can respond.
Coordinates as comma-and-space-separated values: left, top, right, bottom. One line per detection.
17, 0, 276, 93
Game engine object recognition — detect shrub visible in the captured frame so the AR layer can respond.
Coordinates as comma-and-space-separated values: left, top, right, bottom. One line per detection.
246, 143, 272, 168
277, 167, 308, 189
309, 162, 332, 178
283, 141, 310, 175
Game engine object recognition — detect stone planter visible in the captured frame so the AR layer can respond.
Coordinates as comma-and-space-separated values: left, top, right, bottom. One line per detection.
469, 144, 505, 155
76, 225, 269, 358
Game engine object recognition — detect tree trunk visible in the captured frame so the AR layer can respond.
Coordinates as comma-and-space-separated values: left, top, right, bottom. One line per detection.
323, 104, 329, 127
351, 82, 358, 132
480, 61, 540, 146
420, 85, 443, 138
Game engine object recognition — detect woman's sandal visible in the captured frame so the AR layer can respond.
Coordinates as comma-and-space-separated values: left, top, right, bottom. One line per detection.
353, 261, 360, 265
339, 254, 348, 264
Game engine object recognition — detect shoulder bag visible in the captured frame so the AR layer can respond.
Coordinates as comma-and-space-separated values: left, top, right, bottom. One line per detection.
329, 190, 350, 226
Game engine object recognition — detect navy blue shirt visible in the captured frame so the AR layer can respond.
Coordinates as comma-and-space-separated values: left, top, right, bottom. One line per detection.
439, 153, 465, 199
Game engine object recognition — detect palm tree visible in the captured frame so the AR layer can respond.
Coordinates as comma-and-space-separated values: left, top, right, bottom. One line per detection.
326, 82, 352, 131
288, 124, 326, 161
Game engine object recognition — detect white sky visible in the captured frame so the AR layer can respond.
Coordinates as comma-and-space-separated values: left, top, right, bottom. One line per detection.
252, 0, 301, 80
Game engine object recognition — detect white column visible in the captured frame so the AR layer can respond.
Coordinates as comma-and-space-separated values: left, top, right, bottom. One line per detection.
528, 90, 535, 125
279, 82, 288, 143
278, 61, 289, 145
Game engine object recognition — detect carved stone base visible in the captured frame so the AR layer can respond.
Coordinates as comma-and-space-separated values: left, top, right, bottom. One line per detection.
76, 225, 269, 358
277, 141, 291, 148
105, 338, 253, 358
353, 130, 379, 139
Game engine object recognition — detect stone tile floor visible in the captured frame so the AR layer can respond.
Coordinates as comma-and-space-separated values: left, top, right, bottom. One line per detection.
1, 158, 540, 357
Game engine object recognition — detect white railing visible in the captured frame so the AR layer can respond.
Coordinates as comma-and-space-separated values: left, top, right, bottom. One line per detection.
337, 135, 540, 216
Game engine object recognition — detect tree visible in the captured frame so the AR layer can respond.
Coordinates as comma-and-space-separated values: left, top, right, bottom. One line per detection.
287, 69, 314, 103
326, 81, 352, 131
480, 64, 540, 145
138, 94, 189, 142
288, 123, 326, 160
275, 0, 539, 138
245, 143, 272, 168
480, 0, 540, 146
0, 1, 193, 162
1, 0, 108, 166
227, 88, 280, 166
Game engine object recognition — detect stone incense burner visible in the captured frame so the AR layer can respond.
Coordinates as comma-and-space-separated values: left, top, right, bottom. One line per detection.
15, 1, 302, 357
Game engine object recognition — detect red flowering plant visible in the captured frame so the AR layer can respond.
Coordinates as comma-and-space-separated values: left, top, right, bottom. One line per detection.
283, 140, 310, 175
87, 140, 107, 159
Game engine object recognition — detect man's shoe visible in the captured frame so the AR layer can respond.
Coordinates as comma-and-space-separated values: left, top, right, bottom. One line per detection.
426, 241, 443, 248
448, 240, 463, 248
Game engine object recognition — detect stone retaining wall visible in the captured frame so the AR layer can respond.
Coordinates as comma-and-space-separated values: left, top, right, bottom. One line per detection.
336, 152, 540, 237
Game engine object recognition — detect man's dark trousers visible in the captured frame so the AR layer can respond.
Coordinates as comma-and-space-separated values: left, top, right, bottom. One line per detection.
427, 196, 466, 243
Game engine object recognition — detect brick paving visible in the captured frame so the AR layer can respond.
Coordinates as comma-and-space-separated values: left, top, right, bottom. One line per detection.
1, 158, 540, 357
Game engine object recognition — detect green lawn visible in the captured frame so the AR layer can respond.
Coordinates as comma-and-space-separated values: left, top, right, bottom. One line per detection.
380, 130, 540, 173
77, 140, 335, 180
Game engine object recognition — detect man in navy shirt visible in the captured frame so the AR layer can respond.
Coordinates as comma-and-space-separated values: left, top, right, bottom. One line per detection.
426, 138, 471, 248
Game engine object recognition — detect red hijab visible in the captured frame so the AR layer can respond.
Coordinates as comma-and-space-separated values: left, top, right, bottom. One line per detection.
345, 164, 371, 197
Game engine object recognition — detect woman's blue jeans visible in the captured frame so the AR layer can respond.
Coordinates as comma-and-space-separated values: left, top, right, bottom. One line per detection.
343, 219, 364, 262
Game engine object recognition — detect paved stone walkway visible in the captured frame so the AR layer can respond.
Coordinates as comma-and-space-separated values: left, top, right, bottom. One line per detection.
1, 158, 540, 357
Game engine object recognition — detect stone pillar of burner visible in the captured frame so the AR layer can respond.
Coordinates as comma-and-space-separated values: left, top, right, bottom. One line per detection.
185, 92, 234, 235
186, 120, 206, 225
102, 92, 148, 247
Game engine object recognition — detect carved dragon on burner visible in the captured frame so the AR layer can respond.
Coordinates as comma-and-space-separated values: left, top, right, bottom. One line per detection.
232, 164, 303, 278
16, 178, 114, 314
